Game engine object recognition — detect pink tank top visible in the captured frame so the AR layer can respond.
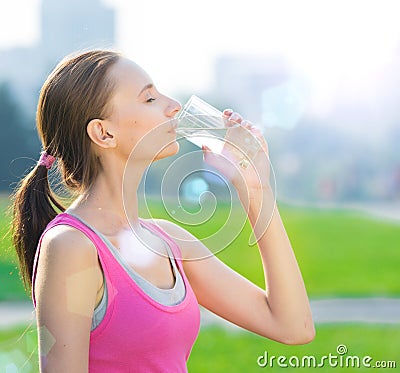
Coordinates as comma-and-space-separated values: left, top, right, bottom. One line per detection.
32, 213, 200, 372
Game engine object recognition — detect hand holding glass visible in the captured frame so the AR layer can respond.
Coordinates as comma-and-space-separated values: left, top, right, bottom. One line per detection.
175, 95, 261, 161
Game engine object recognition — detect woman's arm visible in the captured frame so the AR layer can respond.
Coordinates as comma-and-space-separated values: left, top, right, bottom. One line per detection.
158, 113, 315, 344
34, 226, 102, 372
159, 203, 314, 345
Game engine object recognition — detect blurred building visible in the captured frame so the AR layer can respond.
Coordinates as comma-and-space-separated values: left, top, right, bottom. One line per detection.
0, 0, 115, 116
207, 54, 400, 204
209, 54, 291, 127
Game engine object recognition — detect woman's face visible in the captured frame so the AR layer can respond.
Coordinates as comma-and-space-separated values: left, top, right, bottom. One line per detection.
106, 58, 181, 162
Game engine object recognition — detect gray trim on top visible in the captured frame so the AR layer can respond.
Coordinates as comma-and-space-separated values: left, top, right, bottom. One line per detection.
63, 211, 186, 331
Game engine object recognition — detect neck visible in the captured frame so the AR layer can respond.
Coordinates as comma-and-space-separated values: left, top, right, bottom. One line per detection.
71, 158, 150, 229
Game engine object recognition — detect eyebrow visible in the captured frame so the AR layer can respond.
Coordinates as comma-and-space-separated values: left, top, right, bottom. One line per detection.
138, 83, 154, 97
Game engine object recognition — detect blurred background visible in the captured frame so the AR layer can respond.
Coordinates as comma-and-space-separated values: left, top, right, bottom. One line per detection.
0, 0, 399, 372
0, 0, 399, 210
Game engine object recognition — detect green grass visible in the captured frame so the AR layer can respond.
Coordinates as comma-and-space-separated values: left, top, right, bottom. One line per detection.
0, 324, 399, 372
0, 324, 37, 372
1, 193, 399, 370
281, 206, 400, 297
0, 195, 28, 301
0, 196, 400, 300
188, 324, 400, 372
139, 198, 400, 298
215, 204, 400, 298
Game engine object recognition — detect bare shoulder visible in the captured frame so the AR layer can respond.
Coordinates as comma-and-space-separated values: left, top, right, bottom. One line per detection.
35, 224, 102, 311
37, 225, 102, 283
35, 224, 101, 368
39, 224, 99, 271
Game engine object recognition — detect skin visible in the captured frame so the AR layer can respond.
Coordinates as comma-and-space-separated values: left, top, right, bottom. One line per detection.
34, 58, 315, 372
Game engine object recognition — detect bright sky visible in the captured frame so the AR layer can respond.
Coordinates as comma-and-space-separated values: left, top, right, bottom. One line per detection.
1, 0, 400, 115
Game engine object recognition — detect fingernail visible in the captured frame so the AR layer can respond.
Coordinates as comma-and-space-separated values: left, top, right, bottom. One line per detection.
223, 108, 233, 115
230, 113, 240, 121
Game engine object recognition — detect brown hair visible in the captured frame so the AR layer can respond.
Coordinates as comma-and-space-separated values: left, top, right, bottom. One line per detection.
11, 49, 121, 290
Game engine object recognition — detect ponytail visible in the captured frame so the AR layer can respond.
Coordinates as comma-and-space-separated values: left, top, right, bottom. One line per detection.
11, 49, 120, 292
12, 161, 64, 291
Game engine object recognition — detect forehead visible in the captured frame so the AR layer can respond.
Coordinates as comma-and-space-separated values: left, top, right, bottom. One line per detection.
108, 58, 152, 94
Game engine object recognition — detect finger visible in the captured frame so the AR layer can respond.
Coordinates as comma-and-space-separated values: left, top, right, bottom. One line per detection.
222, 108, 233, 117
202, 144, 220, 166
241, 119, 254, 129
202, 144, 212, 153
202, 144, 238, 180
228, 112, 243, 125
249, 127, 269, 153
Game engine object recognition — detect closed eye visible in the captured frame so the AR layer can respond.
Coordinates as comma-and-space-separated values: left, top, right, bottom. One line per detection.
146, 97, 156, 103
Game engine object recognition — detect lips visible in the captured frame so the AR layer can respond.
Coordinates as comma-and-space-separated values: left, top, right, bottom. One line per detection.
170, 118, 178, 130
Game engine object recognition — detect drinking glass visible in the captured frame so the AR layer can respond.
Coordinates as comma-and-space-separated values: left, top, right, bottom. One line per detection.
175, 95, 261, 160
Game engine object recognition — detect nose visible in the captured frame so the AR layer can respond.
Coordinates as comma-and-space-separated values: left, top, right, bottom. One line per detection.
166, 98, 182, 118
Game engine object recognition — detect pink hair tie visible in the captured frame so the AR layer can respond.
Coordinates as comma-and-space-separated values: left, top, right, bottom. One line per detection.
38, 151, 56, 170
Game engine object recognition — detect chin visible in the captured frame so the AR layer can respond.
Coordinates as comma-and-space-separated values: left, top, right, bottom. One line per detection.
154, 140, 179, 160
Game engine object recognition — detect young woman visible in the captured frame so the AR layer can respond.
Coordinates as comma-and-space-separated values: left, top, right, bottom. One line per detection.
12, 50, 314, 372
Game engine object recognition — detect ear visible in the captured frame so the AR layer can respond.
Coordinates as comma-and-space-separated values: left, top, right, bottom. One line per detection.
86, 119, 117, 149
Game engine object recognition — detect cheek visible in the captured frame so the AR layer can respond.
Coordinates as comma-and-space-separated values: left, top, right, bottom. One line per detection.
126, 129, 178, 161
119, 110, 177, 160
123, 122, 149, 150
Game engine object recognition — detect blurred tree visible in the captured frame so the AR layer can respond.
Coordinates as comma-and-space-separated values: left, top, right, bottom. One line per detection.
267, 116, 398, 203
0, 82, 39, 192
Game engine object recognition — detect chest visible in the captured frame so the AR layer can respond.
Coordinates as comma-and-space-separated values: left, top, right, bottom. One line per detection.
105, 227, 176, 290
